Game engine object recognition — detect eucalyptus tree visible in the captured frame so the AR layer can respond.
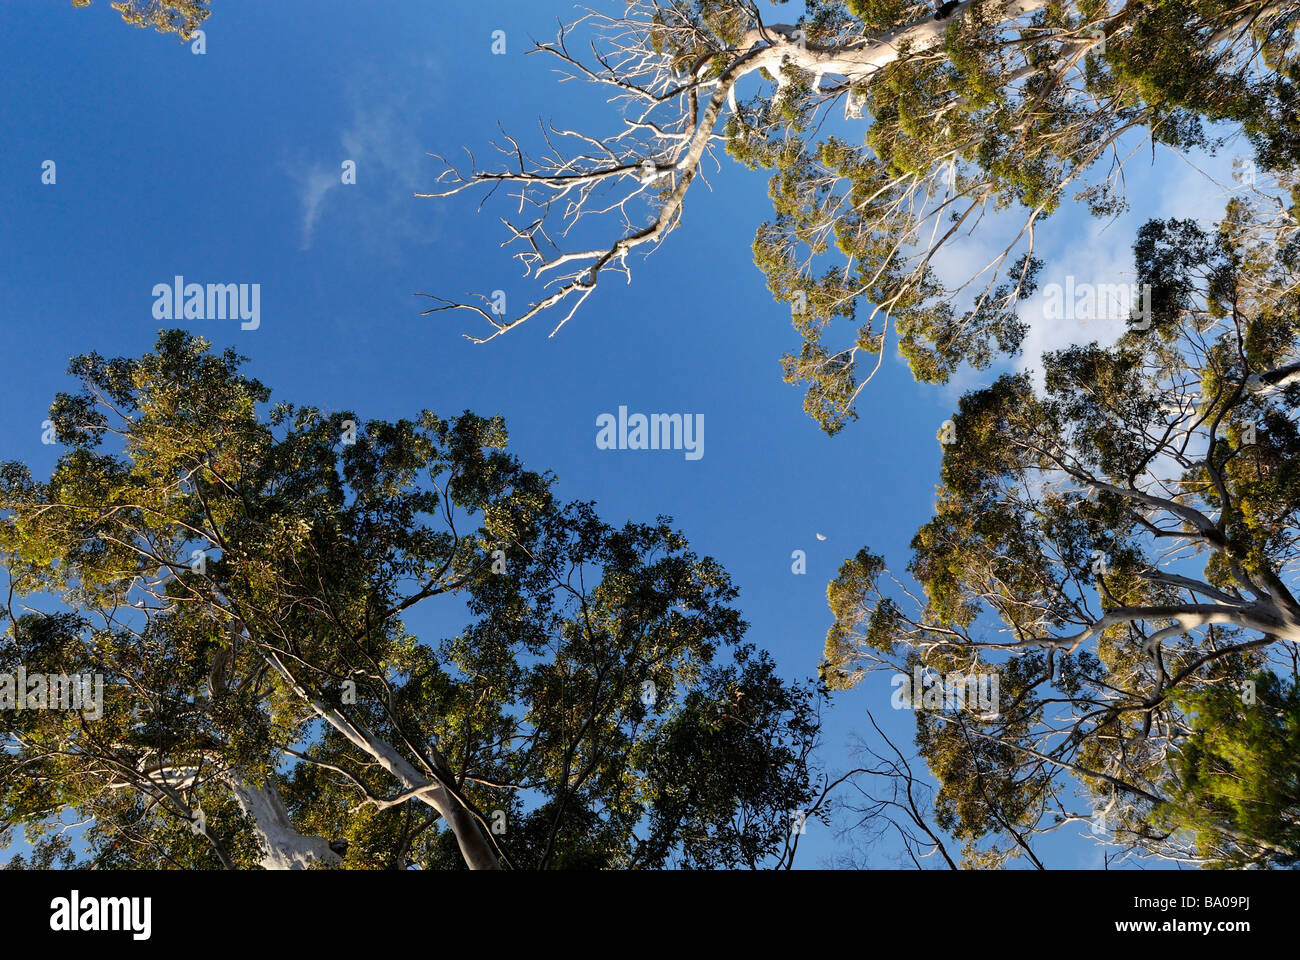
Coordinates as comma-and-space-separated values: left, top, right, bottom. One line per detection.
822, 196, 1300, 867
0, 331, 823, 870
427, 0, 1300, 432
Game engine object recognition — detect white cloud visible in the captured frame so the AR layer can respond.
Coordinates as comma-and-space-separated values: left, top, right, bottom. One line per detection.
1015, 217, 1136, 389
297, 166, 340, 250
915, 133, 1265, 397
289, 59, 444, 252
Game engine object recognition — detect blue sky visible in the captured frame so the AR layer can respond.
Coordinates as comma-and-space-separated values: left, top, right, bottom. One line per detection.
0, 0, 1254, 868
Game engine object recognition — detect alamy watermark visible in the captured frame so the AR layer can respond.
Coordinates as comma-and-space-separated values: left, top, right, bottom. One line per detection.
596, 406, 704, 461
1, 668, 104, 720
152, 275, 260, 330
1043, 277, 1151, 330
891, 666, 999, 716
50, 891, 151, 940
1232, 155, 1257, 188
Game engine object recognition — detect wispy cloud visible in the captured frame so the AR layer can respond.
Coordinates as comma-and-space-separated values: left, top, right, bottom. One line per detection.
297, 165, 340, 249
288, 58, 444, 252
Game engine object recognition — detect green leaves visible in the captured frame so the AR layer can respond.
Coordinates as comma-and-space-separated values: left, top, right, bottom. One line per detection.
1161, 672, 1300, 866
734, 2, 1300, 430
823, 201, 1300, 865
2, 331, 822, 870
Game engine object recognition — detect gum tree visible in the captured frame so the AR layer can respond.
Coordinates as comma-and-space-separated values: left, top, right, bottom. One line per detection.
0, 331, 824, 870
822, 196, 1300, 867
427, 0, 1300, 432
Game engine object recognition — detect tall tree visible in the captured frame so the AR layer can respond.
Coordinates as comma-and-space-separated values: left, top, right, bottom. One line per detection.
822, 195, 1300, 866
0, 331, 823, 870
426, 0, 1300, 432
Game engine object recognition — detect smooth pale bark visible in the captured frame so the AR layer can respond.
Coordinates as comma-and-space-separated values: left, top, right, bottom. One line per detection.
344, 730, 501, 871
420, 1, 1065, 342
731, 0, 1052, 85
226, 776, 342, 870
260, 650, 501, 870
1248, 359, 1300, 396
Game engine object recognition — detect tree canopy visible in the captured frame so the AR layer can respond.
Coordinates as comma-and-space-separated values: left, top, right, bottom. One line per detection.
429, 0, 1300, 432
823, 196, 1300, 867
0, 331, 823, 870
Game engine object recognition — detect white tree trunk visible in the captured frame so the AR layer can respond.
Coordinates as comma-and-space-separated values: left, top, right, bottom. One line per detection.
733, 0, 1053, 86
260, 650, 501, 869
226, 776, 343, 870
